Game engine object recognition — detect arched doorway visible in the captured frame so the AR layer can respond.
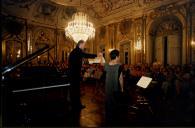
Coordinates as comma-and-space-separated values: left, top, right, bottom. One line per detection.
149, 16, 182, 65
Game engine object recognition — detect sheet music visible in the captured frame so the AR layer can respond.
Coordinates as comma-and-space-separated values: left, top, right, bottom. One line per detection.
136, 76, 152, 88
88, 57, 105, 64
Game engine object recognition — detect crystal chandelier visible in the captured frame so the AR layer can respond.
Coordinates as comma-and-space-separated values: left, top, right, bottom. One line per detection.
65, 12, 95, 43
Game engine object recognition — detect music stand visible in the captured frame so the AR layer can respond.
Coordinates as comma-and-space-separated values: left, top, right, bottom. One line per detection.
135, 76, 153, 115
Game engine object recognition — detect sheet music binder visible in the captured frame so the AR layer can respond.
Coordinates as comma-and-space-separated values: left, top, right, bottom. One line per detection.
136, 76, 152, 88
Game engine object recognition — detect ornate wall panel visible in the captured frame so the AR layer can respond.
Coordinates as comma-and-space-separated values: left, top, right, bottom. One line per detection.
145, 1, 185, 65
1, 0, 193, 66
155, 37, 163, 64
168, 35, 181, 65
191, 2, 195, 64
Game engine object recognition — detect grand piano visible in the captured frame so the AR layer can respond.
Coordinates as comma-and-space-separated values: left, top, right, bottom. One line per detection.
1, 44, 70, 126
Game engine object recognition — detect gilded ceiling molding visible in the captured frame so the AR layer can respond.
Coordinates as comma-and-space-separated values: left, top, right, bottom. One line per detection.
85, 6, 101, 19
91, 0, 136, 18
2, 0, 37, 9
32, 2, 59, 24
63, 6, 77, 18
2, 0, 190, 29
143, 0, 165, 4
34, 3, 57, 17
41, 3, 57, 16
149, 3, 187, 19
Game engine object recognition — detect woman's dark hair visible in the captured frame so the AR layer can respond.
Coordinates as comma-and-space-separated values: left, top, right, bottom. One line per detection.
110, 49, 119, 60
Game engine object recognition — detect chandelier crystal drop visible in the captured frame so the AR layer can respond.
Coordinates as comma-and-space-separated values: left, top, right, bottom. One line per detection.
65, 12, 95, 43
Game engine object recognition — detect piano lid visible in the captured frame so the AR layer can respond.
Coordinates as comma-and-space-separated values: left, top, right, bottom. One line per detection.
1, 44, 55, 76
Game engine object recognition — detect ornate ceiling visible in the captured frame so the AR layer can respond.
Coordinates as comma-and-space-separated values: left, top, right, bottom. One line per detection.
1, 0, 188, 28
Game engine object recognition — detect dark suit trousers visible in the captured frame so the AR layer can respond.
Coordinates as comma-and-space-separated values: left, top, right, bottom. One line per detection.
70, 78, 82, 109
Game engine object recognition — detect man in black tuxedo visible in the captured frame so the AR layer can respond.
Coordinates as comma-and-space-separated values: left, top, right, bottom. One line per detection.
68, 40, 99, 110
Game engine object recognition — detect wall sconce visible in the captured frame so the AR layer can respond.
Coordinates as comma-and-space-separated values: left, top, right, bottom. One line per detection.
16, 49, 21, 58
27, 33, 32, 53
37, 56, 40, 60
192, 40, 195, 46
135, 36, 142, 50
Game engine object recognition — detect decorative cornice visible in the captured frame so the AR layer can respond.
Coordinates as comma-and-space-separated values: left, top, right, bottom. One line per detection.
1, 0, 191, 28
2, 0, 37, 9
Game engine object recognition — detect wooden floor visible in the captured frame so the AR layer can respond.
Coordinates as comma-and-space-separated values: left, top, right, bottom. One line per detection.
76, 81, 154, 127
79, 82, 105, 127
2, 80, 195, 127
58, 81, 194, 127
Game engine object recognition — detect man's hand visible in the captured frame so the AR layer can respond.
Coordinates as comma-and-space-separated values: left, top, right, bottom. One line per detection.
97, 52, 105, 65
98, 52, 103, 58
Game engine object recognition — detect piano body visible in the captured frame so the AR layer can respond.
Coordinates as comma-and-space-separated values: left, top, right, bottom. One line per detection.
1, 45, 70, 126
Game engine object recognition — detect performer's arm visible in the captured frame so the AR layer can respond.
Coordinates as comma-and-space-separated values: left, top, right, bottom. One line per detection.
119, 72, 124, 92
82, 52, 97, 58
